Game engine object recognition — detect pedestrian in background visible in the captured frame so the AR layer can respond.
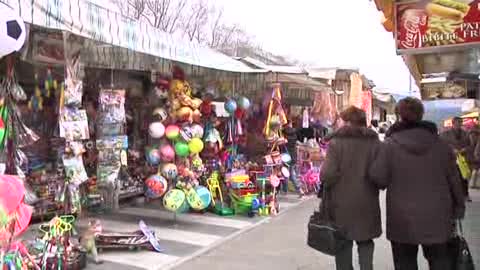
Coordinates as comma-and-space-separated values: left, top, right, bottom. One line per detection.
284, 120, 304, 197
320, 106, 381, 270
440, 117, 472, 202
468, 128, 480, 190
370, 97, 465, 270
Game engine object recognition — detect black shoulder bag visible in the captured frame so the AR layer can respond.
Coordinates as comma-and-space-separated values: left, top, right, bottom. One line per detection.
307, 187, 348, 256
448, 220, 475, 270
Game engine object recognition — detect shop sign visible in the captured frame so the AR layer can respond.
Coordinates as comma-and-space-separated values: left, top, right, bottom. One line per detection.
396, 0, 480, 53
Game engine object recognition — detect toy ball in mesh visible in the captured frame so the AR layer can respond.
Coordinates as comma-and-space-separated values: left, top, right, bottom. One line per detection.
146, 147, 161, 166
149, 122, 165, 139
186, 186, 211, 211
145, 175, 168, 199
163, 189, 190, 213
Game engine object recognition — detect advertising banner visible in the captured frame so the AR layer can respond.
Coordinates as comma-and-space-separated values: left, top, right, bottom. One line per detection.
396, 0, 480, 53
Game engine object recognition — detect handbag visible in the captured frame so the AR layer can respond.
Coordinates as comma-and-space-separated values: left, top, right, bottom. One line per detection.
457, 153, 472, 180
307, 187, 348, 256
448, 220, 475, 270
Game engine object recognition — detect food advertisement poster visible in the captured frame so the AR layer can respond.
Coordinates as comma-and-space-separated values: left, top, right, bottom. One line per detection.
396, 0, 480, 53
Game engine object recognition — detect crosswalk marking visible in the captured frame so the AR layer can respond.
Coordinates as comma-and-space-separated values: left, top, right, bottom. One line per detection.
93, 219, 222, 246
120, 207, 255, 229
99, 251, 179, 270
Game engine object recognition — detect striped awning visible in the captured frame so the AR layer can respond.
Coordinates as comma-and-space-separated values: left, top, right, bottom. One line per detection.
1, 0, 264, 73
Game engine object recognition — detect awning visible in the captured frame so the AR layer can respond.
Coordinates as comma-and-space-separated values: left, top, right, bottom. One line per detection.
2, 0, 264, 73
268, 74, 332, 92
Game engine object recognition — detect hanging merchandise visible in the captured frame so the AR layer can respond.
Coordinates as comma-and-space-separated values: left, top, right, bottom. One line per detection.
145, 175, 168, 199
0, 3, 27, 58
302, 107, 310, 129
59, 108, 90, 141
165, 125, 180, 140
149, 122, 165, 139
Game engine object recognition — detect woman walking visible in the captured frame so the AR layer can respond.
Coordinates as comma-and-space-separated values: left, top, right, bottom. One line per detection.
320, 106, 381, 270
370, 97, 465, 270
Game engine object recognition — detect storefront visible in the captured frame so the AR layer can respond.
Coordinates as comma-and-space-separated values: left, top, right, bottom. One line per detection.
374, 0, 480, 102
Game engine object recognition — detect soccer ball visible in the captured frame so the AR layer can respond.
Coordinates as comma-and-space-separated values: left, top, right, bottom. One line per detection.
0, 3, 26, 58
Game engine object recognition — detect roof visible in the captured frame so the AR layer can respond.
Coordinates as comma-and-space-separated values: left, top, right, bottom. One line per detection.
270, 74, 332, 92
237, 57, 306, 74
6, 0, 264, 73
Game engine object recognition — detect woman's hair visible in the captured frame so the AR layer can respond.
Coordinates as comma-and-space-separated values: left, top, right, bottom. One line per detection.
396, 97, 424, 123
340, 106, 367, 127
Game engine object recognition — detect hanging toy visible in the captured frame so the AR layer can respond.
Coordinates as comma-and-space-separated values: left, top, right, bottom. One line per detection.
28, 75, 43, 112
44, 67, 56, 98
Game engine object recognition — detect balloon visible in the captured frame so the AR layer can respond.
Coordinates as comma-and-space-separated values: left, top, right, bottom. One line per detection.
180, 125, 193, 142
177, 107, 193, 122
186, 186, 211, 211
163, 189, 190, 213
149, 122, 165, 139
161, 163, 178, 180
146, 147, 161, 165
159, 144, 175, 162
145, 175, 168, 199
152, 108, 168, 122
165, 125, 180, 140
188, 138, 204, 154
191, 124, 204, 138
234, 108, 245, 119
224, 99, 237, 114
175, 141, 190, 157
237, 96, 251, 110
0, 3, 26, 58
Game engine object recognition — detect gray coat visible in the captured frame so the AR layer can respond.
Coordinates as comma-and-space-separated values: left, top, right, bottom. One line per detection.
370, 121, 465, 245
320, 126, 382, 241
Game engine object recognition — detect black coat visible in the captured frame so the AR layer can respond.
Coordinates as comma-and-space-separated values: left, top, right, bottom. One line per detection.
370, 121, 465, 244
320, 126, 382, 241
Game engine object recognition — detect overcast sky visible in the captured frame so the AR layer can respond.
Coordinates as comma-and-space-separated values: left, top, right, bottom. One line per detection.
216, 0, 416, 95
97, 0, 415, 95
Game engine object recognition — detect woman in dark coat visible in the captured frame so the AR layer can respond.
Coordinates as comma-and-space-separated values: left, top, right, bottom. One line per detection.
320, 106, 381, 270
370, 97, 465, 270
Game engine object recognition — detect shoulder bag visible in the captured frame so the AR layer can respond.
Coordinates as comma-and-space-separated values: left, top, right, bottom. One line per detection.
448, 220, 475, 270
307, 187, 348, 256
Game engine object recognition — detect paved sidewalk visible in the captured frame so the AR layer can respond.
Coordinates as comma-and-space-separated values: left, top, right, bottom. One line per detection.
25, 193, 308, 270
173, 190, 480, 270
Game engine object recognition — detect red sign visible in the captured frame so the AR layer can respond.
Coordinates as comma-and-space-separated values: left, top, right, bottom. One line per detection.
396, 0, 480, 52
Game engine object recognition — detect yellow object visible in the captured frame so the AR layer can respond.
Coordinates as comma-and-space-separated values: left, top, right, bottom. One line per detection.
457, 153, 471, 180
207, 171, 223, 206
230, 175, 249, 183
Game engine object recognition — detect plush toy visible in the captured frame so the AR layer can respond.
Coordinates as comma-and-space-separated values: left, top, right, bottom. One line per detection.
79, 219, 103, 264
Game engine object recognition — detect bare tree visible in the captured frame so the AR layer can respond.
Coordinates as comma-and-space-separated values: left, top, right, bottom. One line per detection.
181, 0, 210, 42
113, 0, 295, 64
145, 0, 187, 33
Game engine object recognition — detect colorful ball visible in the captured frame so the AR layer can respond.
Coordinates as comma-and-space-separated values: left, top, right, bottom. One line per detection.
175, 141, 190, 157
161, 163, 178, 180
165, 125, 180, 140
145, 175, 168, 199
159, 144, 175, 162
180, 125, 194, 142
152, 108, 168, 122
237, 96, 251, 110
191, 124, 204, 138
186, 186, 211, 210
145, 147, 161, 166
163, 189, 190, 213
188, 138, 204, 154
149, 122, 165, 139
224, 99, 237, 114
